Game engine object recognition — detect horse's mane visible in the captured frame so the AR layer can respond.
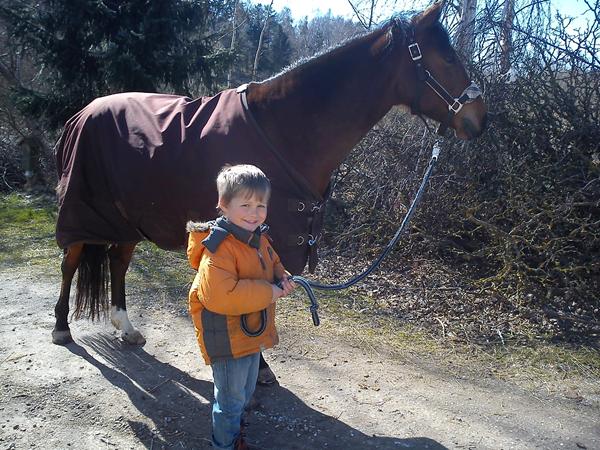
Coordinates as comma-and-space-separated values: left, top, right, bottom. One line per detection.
260, 12, 454, 85
260, 15, 414, 84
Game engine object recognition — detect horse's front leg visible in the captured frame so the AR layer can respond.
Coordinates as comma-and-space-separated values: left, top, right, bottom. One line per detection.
52, 243, 84, 344
108, 243, 145, 345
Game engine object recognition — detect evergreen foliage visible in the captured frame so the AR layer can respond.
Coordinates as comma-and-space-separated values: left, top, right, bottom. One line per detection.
0, 0, 226, 127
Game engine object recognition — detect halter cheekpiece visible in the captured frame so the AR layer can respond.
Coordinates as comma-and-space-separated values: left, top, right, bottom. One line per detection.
406, 26, 483, 136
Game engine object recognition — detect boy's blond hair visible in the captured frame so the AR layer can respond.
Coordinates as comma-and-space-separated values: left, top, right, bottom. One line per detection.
216, 164, 271, 207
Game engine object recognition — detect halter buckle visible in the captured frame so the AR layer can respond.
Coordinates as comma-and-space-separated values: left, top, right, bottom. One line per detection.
408, 43, 422, 61
449, 100, 464, 113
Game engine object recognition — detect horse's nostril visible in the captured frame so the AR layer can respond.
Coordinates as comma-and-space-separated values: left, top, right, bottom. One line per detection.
461, 112, 488, 139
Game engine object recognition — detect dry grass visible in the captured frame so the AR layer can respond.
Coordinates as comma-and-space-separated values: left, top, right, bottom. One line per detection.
277, 288, 600, 401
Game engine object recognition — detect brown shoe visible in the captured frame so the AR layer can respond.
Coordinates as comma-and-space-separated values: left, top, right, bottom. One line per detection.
257, 366, 277, 386
234, 436, 248, 450
245, 393, 259, 411
234, 435, 260, 450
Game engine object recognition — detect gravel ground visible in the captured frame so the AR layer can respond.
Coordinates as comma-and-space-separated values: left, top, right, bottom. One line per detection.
1, 267, 599, 450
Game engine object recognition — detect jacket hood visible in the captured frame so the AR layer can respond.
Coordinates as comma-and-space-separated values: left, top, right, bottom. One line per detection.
186, 220, 211, 270
186, 218, 271, 270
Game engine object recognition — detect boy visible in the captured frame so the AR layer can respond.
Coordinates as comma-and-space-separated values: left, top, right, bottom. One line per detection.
186, 164, 295, 450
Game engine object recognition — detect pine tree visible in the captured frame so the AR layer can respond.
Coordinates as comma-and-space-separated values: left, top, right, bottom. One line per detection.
0, 0, 227, 128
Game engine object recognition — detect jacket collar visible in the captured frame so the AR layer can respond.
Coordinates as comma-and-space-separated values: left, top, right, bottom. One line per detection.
214, 216, 268, 250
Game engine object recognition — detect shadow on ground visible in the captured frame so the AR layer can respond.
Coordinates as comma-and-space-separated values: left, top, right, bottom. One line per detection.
251, 383, 446, 450
71, 334, 214, 449
68, 333, 446, 449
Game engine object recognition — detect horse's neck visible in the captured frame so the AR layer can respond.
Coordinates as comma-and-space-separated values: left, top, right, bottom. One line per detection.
248, 27, 401, 194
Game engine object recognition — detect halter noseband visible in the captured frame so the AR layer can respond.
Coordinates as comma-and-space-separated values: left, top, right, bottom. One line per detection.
407, 30, 483, 136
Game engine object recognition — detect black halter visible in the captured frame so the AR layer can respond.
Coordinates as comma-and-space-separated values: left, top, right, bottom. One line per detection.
407, 29, 483, 136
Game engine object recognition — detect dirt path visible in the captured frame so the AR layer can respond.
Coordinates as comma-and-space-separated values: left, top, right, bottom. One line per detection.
1, 267, 598, 450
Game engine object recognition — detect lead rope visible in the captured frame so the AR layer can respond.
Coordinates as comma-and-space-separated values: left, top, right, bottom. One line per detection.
288, 141, 442, 326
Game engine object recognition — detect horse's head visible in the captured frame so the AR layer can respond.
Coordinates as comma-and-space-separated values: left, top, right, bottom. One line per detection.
389, 2, 487, 140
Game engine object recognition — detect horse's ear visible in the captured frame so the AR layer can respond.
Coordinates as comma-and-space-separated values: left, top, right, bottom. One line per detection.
413, 1, 444, 29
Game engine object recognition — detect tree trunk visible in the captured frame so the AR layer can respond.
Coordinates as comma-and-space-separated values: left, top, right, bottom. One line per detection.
227, 0, 238, 88
456, 0, 478, 60
0, 60, 49, 189
252, 0, 274, 80
500, 0, 515, 75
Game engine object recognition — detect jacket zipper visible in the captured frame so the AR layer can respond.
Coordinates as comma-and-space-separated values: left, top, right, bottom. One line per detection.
257, 250, 266, 270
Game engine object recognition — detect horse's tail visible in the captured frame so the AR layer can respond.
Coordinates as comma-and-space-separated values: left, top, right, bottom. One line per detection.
73, 244, 110, 321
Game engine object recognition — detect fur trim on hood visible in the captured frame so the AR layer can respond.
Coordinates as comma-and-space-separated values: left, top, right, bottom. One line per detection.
186, 220, 212, 233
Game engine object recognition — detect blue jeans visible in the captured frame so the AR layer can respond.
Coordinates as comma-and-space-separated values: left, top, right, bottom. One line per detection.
211, 352, 260, 449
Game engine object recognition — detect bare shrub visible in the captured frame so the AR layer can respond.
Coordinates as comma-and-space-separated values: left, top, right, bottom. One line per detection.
322, 1, 600, 339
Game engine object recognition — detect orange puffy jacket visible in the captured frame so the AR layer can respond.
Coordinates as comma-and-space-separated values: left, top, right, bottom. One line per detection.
187, 221, 286, 365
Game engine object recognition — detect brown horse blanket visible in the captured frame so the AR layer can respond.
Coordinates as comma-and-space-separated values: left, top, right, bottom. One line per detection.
55, 87, 326, 274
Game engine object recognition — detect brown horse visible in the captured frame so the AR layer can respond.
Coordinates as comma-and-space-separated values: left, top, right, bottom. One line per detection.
52, 3, 486, 373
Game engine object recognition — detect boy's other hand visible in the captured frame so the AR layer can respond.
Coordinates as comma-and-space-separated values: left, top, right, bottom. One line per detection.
271, 276, 296, 301
280, 276, 296, 296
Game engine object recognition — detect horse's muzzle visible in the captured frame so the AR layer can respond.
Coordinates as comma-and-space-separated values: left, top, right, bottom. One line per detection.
459, 112, 488, 140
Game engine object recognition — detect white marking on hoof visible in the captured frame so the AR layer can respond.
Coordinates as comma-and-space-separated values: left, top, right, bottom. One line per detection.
52, 329, 73, 345
110, 306, 146, 345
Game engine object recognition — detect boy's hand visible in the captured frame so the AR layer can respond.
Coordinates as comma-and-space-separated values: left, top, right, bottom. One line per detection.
271, 276, 296, 302
279, 276, 296, 296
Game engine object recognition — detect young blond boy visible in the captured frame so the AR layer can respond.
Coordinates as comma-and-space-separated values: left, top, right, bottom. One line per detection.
186, 164, 295, 450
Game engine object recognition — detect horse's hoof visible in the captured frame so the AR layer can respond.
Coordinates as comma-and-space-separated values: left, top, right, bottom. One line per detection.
52, 329, 73, 345
122, 329, 146, 345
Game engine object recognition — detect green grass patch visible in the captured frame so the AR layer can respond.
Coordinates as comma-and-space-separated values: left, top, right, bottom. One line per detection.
128, 241, 191, 298
0, 192, 192, 293
0, 192, 61, 270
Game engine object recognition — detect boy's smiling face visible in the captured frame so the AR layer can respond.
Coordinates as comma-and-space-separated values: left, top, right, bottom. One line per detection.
219, 191, 268, 232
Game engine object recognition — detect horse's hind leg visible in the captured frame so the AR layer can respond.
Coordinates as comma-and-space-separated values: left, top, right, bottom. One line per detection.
108, 243, 146, 345
52, 243, 84, 345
